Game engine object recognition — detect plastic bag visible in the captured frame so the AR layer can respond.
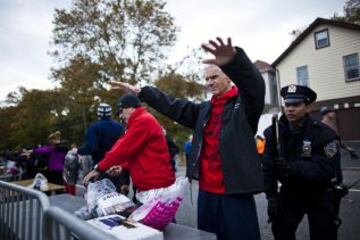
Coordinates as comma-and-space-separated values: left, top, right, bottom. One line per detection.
76, 155, 94, 184
28, 173, 49, 191
129, 177, 189, 230
64, 149, 79, 184
6, 161, 21, 176
75, 178, 134, 220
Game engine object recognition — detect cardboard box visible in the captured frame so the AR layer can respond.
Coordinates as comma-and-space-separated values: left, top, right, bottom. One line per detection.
87, 214, 163, 240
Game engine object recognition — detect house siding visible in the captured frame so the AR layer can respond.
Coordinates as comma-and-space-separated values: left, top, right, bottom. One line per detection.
277, 24, 360, 102
261, 71, 272, 104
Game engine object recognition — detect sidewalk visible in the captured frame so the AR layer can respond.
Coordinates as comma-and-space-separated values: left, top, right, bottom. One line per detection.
174, 140, 360, 240
339, 141, 360, 240
341, 141, 360, 170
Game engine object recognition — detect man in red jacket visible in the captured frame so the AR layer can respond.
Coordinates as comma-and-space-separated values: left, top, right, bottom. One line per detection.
84, 94, 175, 192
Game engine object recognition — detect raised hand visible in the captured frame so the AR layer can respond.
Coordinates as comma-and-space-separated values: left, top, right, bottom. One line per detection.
109, 80, 141, 95
201, 37, 236, 66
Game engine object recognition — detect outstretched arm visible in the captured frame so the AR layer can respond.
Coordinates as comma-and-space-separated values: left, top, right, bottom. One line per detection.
109, 81, 201, 129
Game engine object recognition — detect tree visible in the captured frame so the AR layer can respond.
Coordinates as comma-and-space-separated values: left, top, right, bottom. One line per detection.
50, 0, 179, 145
332, 0, 360, 24
155, 47, 205, 101
151, 71, 204, 147
0, 106, 18, 150
52, 55, 122, 143
149, 47, 205, 146
0, 88, 67, 149
51, 0, 178, 85
154, 73, 204, 100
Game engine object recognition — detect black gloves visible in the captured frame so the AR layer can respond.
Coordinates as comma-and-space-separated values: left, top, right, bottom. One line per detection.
333, 183, 349, 200
274, 157, 291, 178
350, 150, 359, 159
267, 198, 279, 223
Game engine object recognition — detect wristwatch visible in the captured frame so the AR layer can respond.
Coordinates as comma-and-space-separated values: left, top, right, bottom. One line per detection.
93, 164, 100, 172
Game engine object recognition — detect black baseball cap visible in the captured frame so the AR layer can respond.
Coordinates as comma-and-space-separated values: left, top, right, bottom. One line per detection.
117, 94, 141, 113
280, 84, 317, 104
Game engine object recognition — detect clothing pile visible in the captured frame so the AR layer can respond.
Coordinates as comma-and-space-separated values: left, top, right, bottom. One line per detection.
75, 177, 189, 231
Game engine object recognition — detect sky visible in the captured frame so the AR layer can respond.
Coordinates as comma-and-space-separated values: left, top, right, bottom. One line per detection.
0, 0, 345, 103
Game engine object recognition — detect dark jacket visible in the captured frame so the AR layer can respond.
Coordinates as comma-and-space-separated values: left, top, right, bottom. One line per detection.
263, 115, 339, 198
139, 48, 265, 194
78, 118, 124, 164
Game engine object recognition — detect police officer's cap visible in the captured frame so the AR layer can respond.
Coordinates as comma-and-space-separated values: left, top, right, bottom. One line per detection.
320, 106, 335, 115
280, 84, 317, 104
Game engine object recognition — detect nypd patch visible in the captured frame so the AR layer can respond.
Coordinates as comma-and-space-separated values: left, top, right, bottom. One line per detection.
301, 140, 312, 157
324, 141, 338, 158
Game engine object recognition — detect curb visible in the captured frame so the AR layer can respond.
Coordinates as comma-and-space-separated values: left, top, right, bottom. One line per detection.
343, 167, 360, 171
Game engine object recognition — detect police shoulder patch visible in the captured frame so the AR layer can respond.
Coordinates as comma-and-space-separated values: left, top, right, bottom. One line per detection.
323, 141, 338, 158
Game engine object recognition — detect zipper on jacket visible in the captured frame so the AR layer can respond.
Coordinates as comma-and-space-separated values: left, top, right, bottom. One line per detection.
190, 116, 209, 205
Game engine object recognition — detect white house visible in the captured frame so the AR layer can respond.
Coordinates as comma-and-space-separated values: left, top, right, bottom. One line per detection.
272, 18, 360, 140
254, 60, 278, 109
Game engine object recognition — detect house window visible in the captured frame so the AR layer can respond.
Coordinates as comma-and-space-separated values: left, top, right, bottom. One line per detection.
343, 53, 360, 82
314, 29, 330, 49
296, 66, 309, 86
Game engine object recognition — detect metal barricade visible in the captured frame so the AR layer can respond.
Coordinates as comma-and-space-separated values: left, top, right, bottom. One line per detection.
0, 180, 50, 240
0, 173, 22, 182
43, 207, 117, 240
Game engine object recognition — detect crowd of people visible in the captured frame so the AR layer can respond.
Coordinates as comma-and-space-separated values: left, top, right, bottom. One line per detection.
1, 36, 358, 240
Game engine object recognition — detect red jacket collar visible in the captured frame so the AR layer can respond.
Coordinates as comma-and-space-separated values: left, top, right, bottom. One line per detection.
127, 107, 146, 128
211, 86, 238, 105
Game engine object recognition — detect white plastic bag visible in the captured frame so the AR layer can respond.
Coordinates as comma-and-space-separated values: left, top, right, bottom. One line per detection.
129, 177, 189, 230
64, 149, 79, 184
28, 173, 49, 191
77, 155, 94, 184
75, 178, 134, 220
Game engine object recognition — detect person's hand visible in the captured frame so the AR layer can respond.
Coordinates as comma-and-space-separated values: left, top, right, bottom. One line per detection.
350, 152, 359, 159
267, 198, 279, 223
109, 80, 141, 95
201, 37, 236, 66
70, 147, 78, 155
83, 170, 100, 185
348, 148, 359, 159
106, 165, 123, 176
274, 157, 290, 178
120, 185, 129, 195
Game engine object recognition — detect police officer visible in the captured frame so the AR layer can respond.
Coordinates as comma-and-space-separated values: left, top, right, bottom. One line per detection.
263, 84, 340, 240
320, 106, 359, 160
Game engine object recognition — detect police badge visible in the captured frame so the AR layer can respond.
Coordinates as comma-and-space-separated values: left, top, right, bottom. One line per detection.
324, 141, 338, 158
288, 85, 297, 93
301, 140, 312, 157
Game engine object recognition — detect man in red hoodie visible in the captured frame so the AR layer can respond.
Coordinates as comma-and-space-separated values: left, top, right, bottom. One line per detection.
84, 94, 175, 192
